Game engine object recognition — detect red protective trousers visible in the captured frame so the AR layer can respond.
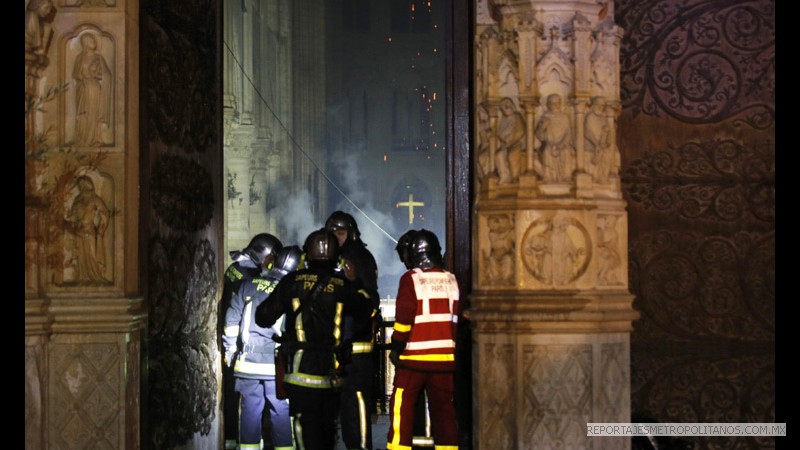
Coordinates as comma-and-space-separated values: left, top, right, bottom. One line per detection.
386, 366, 459, 450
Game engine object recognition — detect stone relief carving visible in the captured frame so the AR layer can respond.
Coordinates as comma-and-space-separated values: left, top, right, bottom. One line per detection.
481, 343, 515, 450
522, 344, 592, 448
495, 97, 526, 184
63, 172, 113, 285
64, 0, 116, 6
535, 93, 575, 183
482, 213, 515, 286
521, 214, 591, 286
596, 214, 623, 285
584, 96, 618, 184
69, 31, 114, 147
25, 0, 56, 81
51, 343, 121, 448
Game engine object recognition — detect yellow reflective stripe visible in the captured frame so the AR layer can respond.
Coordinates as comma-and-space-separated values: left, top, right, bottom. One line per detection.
399, 353, 455, 362
224, 325, 239, 337
387, 444, 412, 450
390, 387, 406, 450
234, 359, 276, 376
239, 444, 260, 449
285, 372, 343, 389
333, 302, 343, 343
274, 447, 294, 450
434, 446, 459, 450
357, 288, 371, 299
394, 322, 412, 333
357, 391, 367, 449
352, 342, 374, 353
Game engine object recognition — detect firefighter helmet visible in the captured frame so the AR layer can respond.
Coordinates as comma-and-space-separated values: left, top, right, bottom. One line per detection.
272, 245, 303, 276
325, 210, 360, 241
395, 229, 418, 270
409, 229, 443, 270
245, 233, 283, 267
303, 228, 339, 262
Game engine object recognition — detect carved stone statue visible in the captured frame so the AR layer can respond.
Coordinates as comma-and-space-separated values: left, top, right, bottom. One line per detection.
495, 97, 526, 184
485, 213, 515, 285
597, 215, 621, 284
65, 175, 111, 283
584, 96, 612, 183
535, 94, 575, 183
72, 33, 113, 146
25, 0, 56, 79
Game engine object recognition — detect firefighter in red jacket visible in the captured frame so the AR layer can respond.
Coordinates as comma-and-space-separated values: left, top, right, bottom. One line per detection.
386, 229, 460, 450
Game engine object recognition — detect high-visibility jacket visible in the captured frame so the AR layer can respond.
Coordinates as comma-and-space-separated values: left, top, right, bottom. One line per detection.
390, 267, 460, 372
223, 269, 286, 379
255, 262, 376, 389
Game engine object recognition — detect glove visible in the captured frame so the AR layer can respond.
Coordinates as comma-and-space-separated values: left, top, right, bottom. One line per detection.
342, 258, 357, 281
224, 351, 236, 368
389, 350, 400, 367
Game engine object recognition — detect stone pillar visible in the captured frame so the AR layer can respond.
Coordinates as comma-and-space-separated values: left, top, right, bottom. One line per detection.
471, 1, 637, 449
24, 0, 145, 448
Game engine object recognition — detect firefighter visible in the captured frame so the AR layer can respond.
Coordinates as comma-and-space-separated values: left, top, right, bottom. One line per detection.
223, 244, 302, 450
325, 211, 381, 450
255, 228, 377, 450
220, 233, 283, 449
386, 229, 460, 450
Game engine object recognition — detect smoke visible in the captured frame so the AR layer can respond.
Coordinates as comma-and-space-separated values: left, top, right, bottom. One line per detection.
267, 149, 408, 300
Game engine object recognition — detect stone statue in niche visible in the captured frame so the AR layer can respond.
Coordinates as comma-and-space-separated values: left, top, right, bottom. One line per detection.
65, 175, 111, 283
72, 33, 113, 147
484, 213, 515, 285
25, 0, 55, 80
584, 96, 613, 183
495, 97, 526, 184
535, 93, 575, 183
597, 215, 622, 285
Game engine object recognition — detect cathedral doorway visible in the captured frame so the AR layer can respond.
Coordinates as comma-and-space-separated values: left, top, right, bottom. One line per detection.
221, 0, 473, 444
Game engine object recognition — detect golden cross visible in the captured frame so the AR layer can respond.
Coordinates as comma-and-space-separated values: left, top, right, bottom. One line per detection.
396, 193, 424, 225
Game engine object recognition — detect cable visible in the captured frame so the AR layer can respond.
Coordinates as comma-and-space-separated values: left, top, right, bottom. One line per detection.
223, 41, 398, 244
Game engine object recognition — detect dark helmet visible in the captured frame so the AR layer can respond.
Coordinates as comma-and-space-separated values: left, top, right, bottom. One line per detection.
303, 228, 339, 262
245, 233, 283, 267
272, 245, 303, 276
325, 210, 360, 241
395, 229, 418, 270
409, 229, 443, 270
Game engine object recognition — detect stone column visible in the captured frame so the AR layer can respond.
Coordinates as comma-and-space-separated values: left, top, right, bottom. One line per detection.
471, 1, 637, 449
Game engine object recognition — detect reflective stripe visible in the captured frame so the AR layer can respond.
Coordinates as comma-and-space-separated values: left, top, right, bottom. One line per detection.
413, 313, 454, 324
239, 444, 260, 449
224, 439, 237, 449
224, 325, 239, 337
389, 387, 407, 450
357, 390, 367, 449
413, 436, 435, 446
352, 342, 374, 353
434, 446, 459, 450
394, 322, 412, 333
241, 301, 253, 344
399, 353, 455, 362
285, 372, 342, 389
405, 339, 455, 350
234, 359, 276, 376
